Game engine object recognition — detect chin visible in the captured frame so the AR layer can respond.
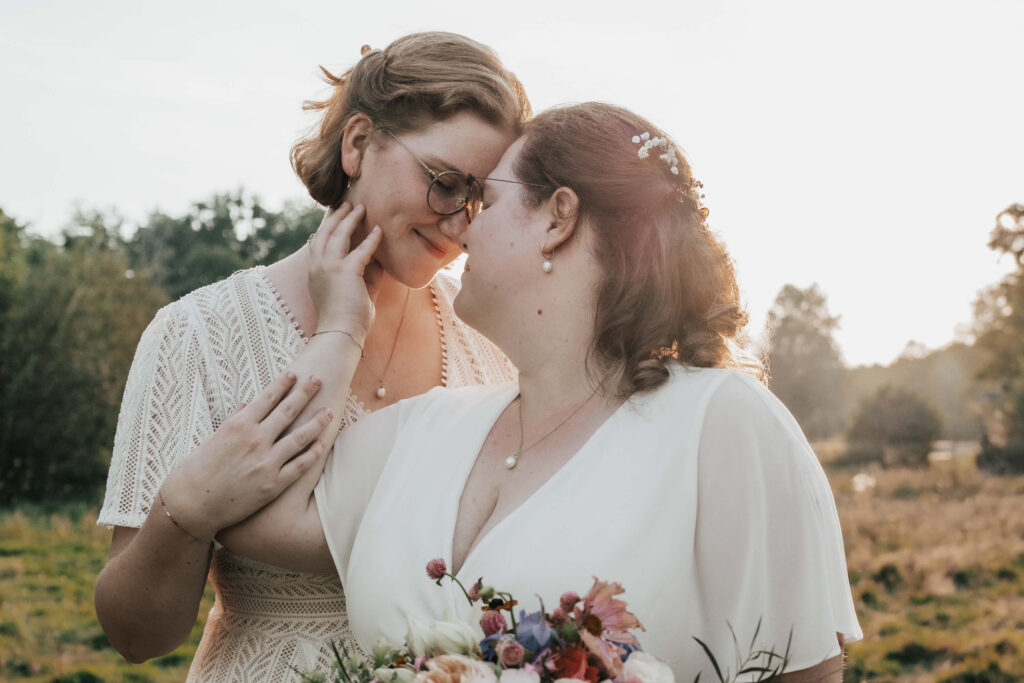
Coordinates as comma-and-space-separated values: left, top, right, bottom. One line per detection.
452, 287, 492, 339
381, 253, 443, 289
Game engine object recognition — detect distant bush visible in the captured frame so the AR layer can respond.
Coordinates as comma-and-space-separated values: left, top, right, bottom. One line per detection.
846, 385, 942, 467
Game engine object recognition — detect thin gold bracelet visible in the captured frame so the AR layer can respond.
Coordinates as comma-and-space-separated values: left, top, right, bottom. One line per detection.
157, 490, 212, 545
311, 329, 364, 353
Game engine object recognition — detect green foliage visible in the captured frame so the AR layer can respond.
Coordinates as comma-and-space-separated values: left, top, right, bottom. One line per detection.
765, 284, 846, 439
846, 385, 942, 467
121, 191, 322, 299
0, 196, 321, 504
0, 212, 167, 503
973, 203, 1024, 474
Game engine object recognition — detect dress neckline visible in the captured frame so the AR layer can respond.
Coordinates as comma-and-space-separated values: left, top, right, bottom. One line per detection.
250, 266, 449, 416
447, 386, 631, 579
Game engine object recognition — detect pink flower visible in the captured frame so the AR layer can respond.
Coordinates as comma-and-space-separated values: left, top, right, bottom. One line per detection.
481, 610, 508, 637
573, 578, 645, 676
498, 637, 526, 666
469, 578, 483, 602
560, 591, 580, 613
549, 607, 568, 627
426, 558, 448, 581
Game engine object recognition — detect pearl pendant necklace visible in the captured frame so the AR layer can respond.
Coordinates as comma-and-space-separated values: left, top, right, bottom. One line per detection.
364, 290, 410, 401
505, 391, 597, 470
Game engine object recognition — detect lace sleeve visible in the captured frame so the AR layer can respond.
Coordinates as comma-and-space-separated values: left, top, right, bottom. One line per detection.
97, 300, 216, 529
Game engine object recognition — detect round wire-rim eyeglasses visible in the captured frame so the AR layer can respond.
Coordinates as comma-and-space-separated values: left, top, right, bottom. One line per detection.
381, 128, 549, 222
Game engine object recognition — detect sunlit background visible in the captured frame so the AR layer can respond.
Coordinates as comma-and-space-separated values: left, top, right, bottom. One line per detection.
2, 0, 1022, 366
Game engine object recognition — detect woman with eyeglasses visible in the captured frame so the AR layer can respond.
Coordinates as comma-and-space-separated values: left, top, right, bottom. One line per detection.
93, 32, 531, 680
212, 102, 862, 680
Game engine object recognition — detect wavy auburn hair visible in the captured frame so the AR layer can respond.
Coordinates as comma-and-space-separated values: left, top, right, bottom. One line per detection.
514, 103, 764, 398
291, 32, 532, 209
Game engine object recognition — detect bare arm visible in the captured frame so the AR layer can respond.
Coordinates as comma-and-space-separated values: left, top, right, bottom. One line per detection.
94, 205, 380, 662
218, 206, 386, 574
94, 371, 333, 661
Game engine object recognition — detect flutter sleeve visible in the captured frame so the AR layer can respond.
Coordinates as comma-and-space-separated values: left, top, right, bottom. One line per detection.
97, 301, 216, 529
692, 372, 862, 680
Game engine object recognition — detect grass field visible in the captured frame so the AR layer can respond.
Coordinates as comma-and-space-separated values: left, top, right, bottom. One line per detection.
2, 461, 1023, 682
0, 504, 213, 682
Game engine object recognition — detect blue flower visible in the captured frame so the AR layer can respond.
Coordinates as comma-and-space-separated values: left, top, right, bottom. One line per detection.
516, 610, 559, 654
480, 632, 501, 662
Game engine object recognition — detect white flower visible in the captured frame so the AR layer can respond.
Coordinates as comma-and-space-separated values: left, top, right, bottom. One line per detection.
499, 670, 541, 683
638, 148, 649, 159
413, 655, 497, 683
631, 135, 641, 143
671, 167, 679, 175
619, 652, 675, 683
405, 615, 481, 658
640, 132, 650, 141
376, 667, 416, 683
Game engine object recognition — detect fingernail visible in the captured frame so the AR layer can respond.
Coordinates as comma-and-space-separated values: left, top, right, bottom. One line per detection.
326, 409, 334, 421
285, 371, 296, 381
309, 374, 322, 386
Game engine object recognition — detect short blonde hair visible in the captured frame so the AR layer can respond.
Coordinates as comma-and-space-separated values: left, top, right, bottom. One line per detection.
292, 32, 532, 208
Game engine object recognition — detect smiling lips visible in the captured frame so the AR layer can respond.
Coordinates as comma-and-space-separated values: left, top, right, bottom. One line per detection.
414, 229, 451, 257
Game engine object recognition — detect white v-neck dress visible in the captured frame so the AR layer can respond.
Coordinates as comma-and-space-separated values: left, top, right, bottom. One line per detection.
315, 366, 862, 682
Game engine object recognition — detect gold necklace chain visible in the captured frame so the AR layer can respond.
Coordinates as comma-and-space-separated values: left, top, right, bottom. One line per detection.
504, 391, 597, 470
362, 289, 411, 400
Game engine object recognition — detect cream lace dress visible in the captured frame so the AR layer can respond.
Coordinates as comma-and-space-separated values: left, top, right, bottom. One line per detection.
97, 267, 515, 681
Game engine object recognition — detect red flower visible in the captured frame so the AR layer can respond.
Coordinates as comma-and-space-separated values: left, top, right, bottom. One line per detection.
550, 645, 599, 683
426, 558, 447, 581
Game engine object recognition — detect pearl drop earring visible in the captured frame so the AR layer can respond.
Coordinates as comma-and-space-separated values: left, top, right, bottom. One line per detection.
542, 246, 554, 273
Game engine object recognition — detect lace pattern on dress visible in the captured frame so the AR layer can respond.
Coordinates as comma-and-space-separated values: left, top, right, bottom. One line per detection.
99, 268, 513, 681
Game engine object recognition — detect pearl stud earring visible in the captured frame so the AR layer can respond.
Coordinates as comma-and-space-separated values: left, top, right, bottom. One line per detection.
542, 246, 554, 273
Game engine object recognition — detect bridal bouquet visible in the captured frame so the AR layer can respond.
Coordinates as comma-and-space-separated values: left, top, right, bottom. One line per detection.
304, 558, 789, 683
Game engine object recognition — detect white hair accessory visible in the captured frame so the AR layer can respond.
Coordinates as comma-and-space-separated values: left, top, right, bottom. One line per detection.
631, 132, 680, 175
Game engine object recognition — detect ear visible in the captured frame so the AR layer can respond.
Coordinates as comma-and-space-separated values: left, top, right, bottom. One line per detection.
340, 113, 375, 179
542, 187, 581, 251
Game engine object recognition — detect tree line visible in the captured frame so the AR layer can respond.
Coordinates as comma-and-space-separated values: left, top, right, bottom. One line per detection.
0, 193, 323, 504
1, 197, 1021, 505
764, 203, 1024, 473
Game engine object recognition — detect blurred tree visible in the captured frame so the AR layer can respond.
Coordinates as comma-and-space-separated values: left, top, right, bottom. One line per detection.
121, 192, 322, 299
765, 283, 846, 439
845, 343, 983, 441
974, 203, 1024, 474
847, 385, 942, 467
0, 210, 167, 503
1, 193, 322, 503
122, 192, 250, 299
243, 200, 324, 265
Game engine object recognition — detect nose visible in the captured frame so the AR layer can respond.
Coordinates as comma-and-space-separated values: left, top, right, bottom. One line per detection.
438, 211, 470, 246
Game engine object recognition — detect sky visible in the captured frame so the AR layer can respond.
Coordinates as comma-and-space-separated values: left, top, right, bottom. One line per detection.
2, 0, 1022, 367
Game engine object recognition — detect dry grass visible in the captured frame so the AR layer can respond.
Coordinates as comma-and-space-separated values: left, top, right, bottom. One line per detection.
825, 453, 1024, 681
2, 456, 1022, 681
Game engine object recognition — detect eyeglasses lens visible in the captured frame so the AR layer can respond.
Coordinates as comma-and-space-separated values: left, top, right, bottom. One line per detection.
428, 172, 484, 221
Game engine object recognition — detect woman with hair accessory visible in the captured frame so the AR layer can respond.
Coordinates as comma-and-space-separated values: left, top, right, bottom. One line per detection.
216, 102, 863, 681
93, 31, 531, 680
